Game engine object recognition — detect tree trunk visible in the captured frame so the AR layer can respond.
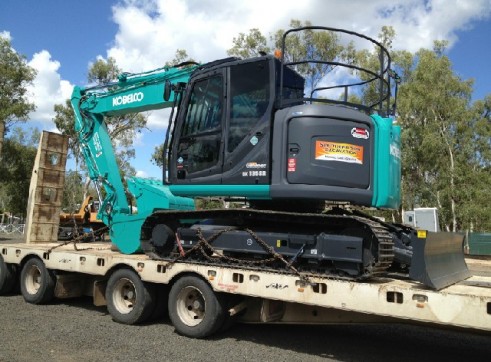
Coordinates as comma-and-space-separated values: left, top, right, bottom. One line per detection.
447, 142, 457, 232
436, 190, 450, 232
0, 121, 5, 159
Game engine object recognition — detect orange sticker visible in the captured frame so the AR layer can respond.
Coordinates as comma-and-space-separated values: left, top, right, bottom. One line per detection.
315, 141, 363, 164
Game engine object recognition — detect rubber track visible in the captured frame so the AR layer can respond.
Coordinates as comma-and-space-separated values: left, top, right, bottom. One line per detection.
142, 208, 395, 279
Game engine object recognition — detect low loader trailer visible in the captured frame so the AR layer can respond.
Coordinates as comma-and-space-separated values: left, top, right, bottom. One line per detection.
1, 240, 490, 338
1, 125, 490, 339
0, 130, 489, 336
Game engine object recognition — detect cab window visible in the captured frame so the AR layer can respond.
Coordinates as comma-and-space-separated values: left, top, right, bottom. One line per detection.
228, 60, 270, 152
177, 75, 223, 175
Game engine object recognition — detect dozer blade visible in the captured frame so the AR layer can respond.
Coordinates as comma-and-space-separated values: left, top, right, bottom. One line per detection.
409, 231, 471, 290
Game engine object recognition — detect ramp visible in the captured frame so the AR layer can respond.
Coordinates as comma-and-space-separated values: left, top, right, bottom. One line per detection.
24, 131, 68, 243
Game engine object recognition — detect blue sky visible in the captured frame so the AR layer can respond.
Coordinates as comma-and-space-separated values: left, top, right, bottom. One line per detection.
1, 0, 491, 179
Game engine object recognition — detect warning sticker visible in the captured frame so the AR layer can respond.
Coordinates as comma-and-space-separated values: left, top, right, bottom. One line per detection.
288, 158, 296, 172
315, 141, 364, 164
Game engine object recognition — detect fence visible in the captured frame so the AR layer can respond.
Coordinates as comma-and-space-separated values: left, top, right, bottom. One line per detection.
0, 223, 25, 234
467, 232, 491, 256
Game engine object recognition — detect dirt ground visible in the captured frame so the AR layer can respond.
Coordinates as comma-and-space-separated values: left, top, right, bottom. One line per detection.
1, 232, 490, 361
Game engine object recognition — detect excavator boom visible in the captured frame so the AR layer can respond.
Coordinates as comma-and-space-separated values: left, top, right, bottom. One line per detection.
71, 63, 197, 252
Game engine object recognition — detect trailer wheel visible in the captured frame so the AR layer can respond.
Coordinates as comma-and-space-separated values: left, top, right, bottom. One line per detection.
20, 257, 56, 304
168, 276, 225, 338
106, 268, 156, 325
0, 255, 17, 295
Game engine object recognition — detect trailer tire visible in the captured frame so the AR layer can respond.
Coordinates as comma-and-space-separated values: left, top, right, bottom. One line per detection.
0, 255, 17, 295
20, 257, 56, 304
106, 268, 156, 325
168, 275, 226, 338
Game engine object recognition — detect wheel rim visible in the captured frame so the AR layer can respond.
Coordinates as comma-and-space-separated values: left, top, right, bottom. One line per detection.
112, 277, 137, 314
25, 264, 42, 295
176, 286, 205, 327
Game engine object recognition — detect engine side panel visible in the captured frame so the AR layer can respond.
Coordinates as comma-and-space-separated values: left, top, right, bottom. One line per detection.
270, 105, 375, 206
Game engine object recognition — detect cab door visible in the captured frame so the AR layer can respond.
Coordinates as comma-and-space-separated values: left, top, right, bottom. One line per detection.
171, 72, 225, 184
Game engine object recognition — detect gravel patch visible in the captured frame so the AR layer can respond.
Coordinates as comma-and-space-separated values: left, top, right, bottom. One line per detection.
0, 294, 490, 361
1, 234, 489, 361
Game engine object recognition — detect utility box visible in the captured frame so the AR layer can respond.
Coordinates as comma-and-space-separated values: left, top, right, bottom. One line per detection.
403, 207, 440, 232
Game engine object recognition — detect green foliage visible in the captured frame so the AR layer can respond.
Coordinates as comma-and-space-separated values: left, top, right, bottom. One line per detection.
396, 43, 491, 231
0, 36, 37, 158
272, 20, 348, 91
164, 49, 196, 68
88, 57, 121, 85
0, 127, 40, 216
227, 29, 270, 58
53, 99, 81, 168
228, 20, 350, 92
61, 170, 84, 212
151, 143, 165, 168
350, 26, 397, 109
195, 198, 224, 210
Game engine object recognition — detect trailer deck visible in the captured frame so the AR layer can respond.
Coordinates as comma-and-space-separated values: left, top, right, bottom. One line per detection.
2, 241, 490, 332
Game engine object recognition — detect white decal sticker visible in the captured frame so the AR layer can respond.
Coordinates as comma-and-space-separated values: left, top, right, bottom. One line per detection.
112, 92, 144, 107
390, 143, 401, 159
246, 162, 267, 169
93, 132, 103, 158
351, 127, 369, 139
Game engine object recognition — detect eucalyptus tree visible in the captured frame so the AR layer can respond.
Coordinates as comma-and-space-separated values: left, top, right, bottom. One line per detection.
0, 36, 36, 158
0, 127, 39, 216
396, 41, 487, 231
54, 57, 147, 176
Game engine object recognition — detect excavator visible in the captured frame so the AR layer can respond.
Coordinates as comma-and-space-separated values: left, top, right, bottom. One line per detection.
70, 26, 469, 290
58, 196, 104, 241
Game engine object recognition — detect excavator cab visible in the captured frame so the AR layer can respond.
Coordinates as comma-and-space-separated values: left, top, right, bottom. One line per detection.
169, 57, 275, 187
168, 27, 400, 211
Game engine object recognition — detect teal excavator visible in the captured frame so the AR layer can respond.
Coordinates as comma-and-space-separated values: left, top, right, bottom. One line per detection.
71, 26, 469, 290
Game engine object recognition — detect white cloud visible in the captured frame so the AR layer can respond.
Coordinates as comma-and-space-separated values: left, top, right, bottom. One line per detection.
26, 51, 74, 124
1, 33, 73, 128
105, 0, 491, 74
371, 0, 491, 52
107, 0, 309, 72
47, 126, 61, 134
146, 108, 172, 129
0, 31, 12, 41
314, 67, 361, 101
135, 170, 149, 178
98, 0, 491, 139
132, 130, 145, 146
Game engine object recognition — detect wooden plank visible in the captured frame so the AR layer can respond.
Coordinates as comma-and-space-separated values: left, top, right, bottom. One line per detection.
24, 131, 69, 243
